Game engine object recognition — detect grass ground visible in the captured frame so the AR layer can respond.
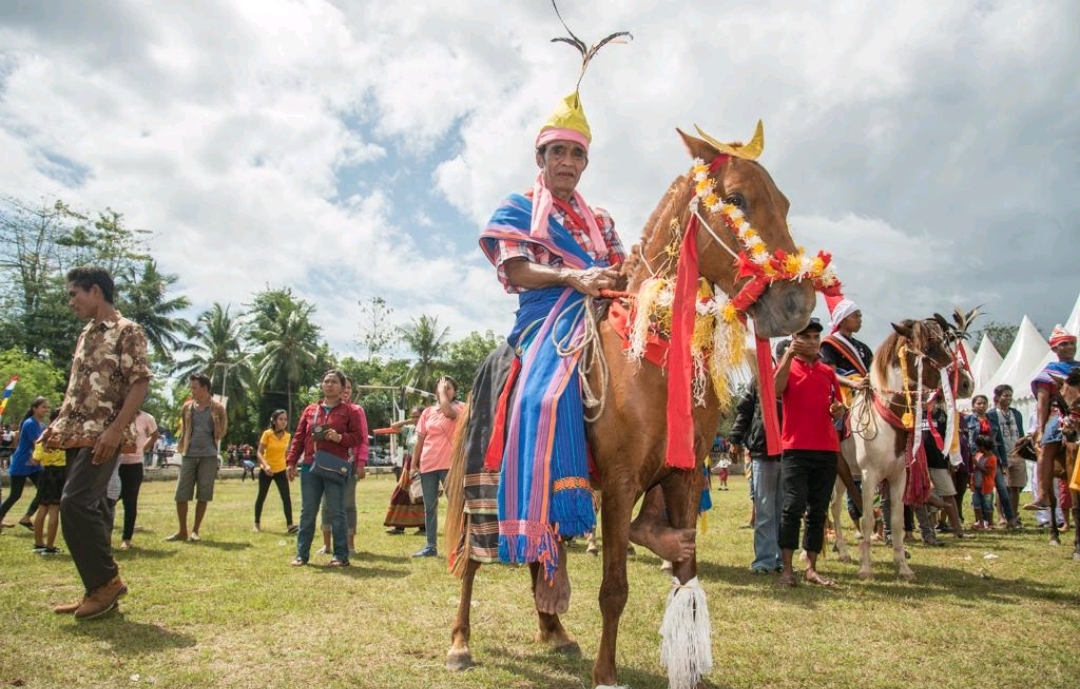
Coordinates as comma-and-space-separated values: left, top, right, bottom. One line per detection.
0, 473, 1078, 689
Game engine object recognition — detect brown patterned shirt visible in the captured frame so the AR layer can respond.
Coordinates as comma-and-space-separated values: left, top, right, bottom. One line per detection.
49, 313, 152, 451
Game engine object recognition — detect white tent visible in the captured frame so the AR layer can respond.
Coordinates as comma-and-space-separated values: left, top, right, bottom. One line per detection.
1065, 292, 1080, 336
978, 315, 1050, 420
968, 334, 1003, 392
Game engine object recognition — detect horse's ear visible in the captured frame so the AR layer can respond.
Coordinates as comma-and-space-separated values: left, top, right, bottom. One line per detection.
932, 313, 951, 330
891, 322, 914, 339
676, 128, 718, 162
1049, 372, 1066, 389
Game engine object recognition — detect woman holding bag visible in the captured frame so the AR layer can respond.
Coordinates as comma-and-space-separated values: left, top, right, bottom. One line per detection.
286, 370, 367, 567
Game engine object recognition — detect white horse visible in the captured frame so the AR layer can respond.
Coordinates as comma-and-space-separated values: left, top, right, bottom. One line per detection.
831, 318, 972, 580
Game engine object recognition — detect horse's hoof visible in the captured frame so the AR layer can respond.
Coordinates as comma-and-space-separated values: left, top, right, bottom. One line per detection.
1072, 549, 1080, 561
838, 554, 852, 564
553, 640, 581, 657
446, 649, 474, 672
857, 569, 873, 581
898, 570, 916, 582
1049, 537, 1061, 546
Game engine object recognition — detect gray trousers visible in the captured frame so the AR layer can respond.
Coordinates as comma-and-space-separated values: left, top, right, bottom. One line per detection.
61, 447, 120, 593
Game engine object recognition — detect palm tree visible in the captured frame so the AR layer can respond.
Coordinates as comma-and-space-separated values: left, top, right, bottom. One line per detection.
248, 292, 322, 420
119, 259, 192, 363
398, 314, 450, 392
173, 303, 252, 420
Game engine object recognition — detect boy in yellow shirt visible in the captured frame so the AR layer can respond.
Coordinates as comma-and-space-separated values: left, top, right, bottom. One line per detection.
30, 426, 67, 555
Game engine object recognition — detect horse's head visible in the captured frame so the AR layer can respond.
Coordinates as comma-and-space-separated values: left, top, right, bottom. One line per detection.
882, 318, 962, 392
1051, 369, 1080, 442
674, 127, 816, 338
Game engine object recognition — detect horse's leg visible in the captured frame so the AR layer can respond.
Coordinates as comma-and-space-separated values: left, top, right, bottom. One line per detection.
528, 561, 580, 654
890, 473, 915, 581
857, 470, 876, 580
659, 471, 711, 689
1048, 458, 1061, 545
447, 559, 481, 671
592, 484, 634, 689
628, 485, 696, 563
832, 477, 851, 563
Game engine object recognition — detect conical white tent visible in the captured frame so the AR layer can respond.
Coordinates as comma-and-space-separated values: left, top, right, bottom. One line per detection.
978, 316, 1050, 420
1065, 292, 1080, 335
969, 334, 1003, 392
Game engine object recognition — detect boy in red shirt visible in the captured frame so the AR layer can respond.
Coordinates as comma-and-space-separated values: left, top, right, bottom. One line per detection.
774, 317, 846, 587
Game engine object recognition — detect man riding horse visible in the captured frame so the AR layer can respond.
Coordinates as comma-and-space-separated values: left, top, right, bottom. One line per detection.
1026, 326, 1079, 523
475, 84, 628, 611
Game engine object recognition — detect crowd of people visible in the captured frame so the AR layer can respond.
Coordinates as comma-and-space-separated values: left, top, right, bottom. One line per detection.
726, 296, 1079, 586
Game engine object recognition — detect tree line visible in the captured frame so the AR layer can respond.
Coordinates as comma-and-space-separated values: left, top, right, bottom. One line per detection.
0, 195, 501, 447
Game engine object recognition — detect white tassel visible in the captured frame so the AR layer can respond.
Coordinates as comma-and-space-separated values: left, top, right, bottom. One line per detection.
659, 576, 713, 689
940, 369, 961, 466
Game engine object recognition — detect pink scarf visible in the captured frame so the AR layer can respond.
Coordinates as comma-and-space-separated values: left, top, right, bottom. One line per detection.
529, 172, 608, 259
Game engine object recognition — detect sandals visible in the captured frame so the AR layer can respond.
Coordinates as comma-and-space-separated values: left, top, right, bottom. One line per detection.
290, 557, 307, 567
804, 572, 837, 588
287, 525, 299, 534
327, 559, 350, 568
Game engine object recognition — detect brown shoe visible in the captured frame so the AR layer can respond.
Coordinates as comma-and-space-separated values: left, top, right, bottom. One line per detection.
53, 598, 86, 614
74, 576, 128, 620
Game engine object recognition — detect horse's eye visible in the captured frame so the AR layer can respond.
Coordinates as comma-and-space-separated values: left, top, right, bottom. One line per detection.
724, 193, 746, 209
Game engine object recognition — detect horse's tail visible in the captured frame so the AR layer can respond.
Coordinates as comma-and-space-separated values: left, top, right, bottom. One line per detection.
444, 396, 473, 579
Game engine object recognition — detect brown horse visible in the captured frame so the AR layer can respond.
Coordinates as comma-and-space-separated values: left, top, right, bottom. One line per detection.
443, 127, 816, 689
848, 317, 973, 580
1044, 369, 1080, 557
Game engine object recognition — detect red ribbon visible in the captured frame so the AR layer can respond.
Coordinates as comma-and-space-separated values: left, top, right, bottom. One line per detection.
665, 153, 729, 470
755, 335, 783, 455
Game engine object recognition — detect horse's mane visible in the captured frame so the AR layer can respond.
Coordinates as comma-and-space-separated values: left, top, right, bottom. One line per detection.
871, 319, 945, 384
620, 175, 688, 284
872, 319, 916, 383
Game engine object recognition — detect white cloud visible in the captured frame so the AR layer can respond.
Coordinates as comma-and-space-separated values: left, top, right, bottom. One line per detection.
0, 0, 1076, 367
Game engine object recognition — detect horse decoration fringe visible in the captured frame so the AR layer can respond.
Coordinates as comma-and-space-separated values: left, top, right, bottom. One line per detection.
659, 576, 713, 689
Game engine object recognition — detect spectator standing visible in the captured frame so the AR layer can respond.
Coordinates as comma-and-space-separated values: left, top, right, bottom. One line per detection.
990, 385, 1026, 525
317, 378, 369, 557
411, 376, 464, 558
0, 397, 48, 531
728, 376, 782, 575
971, 435, 999, 529
254, 409, 296, 533
43, 265, 151, 619
166, 373, 227, 542
116, 410, 157, 550
965, 394, 1017, 527
774, 318, 846, 587
286, 370, 366, 567
29, 409, 65, 554
383, 406, 425, 534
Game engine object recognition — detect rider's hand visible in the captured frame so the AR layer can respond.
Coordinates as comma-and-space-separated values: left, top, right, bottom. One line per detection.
566, 267, 620, 297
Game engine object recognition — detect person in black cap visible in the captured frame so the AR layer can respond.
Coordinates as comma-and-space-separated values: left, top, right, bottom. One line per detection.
773, 317, 846, 587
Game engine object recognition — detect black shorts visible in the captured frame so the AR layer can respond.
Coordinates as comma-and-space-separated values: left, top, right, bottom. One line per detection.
36, 465, 68, 505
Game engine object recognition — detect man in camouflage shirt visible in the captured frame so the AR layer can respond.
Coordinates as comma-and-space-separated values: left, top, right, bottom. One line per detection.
42, 266, 152, 620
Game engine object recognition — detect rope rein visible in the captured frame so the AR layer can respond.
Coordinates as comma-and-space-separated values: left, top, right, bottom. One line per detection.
551, 295, 610, 423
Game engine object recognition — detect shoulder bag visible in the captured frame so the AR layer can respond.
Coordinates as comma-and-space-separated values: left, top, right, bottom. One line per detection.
309, 406, 351, 484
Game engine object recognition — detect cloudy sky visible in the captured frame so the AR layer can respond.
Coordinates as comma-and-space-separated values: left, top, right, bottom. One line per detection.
1, 0, 1077, 358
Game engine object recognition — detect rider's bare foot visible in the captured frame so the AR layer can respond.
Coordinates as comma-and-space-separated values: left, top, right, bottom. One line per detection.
534, 543, 571, 615
649, 527, 696, 563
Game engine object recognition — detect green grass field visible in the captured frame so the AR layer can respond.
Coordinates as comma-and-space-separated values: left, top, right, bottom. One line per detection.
1, 473, 1077, 689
